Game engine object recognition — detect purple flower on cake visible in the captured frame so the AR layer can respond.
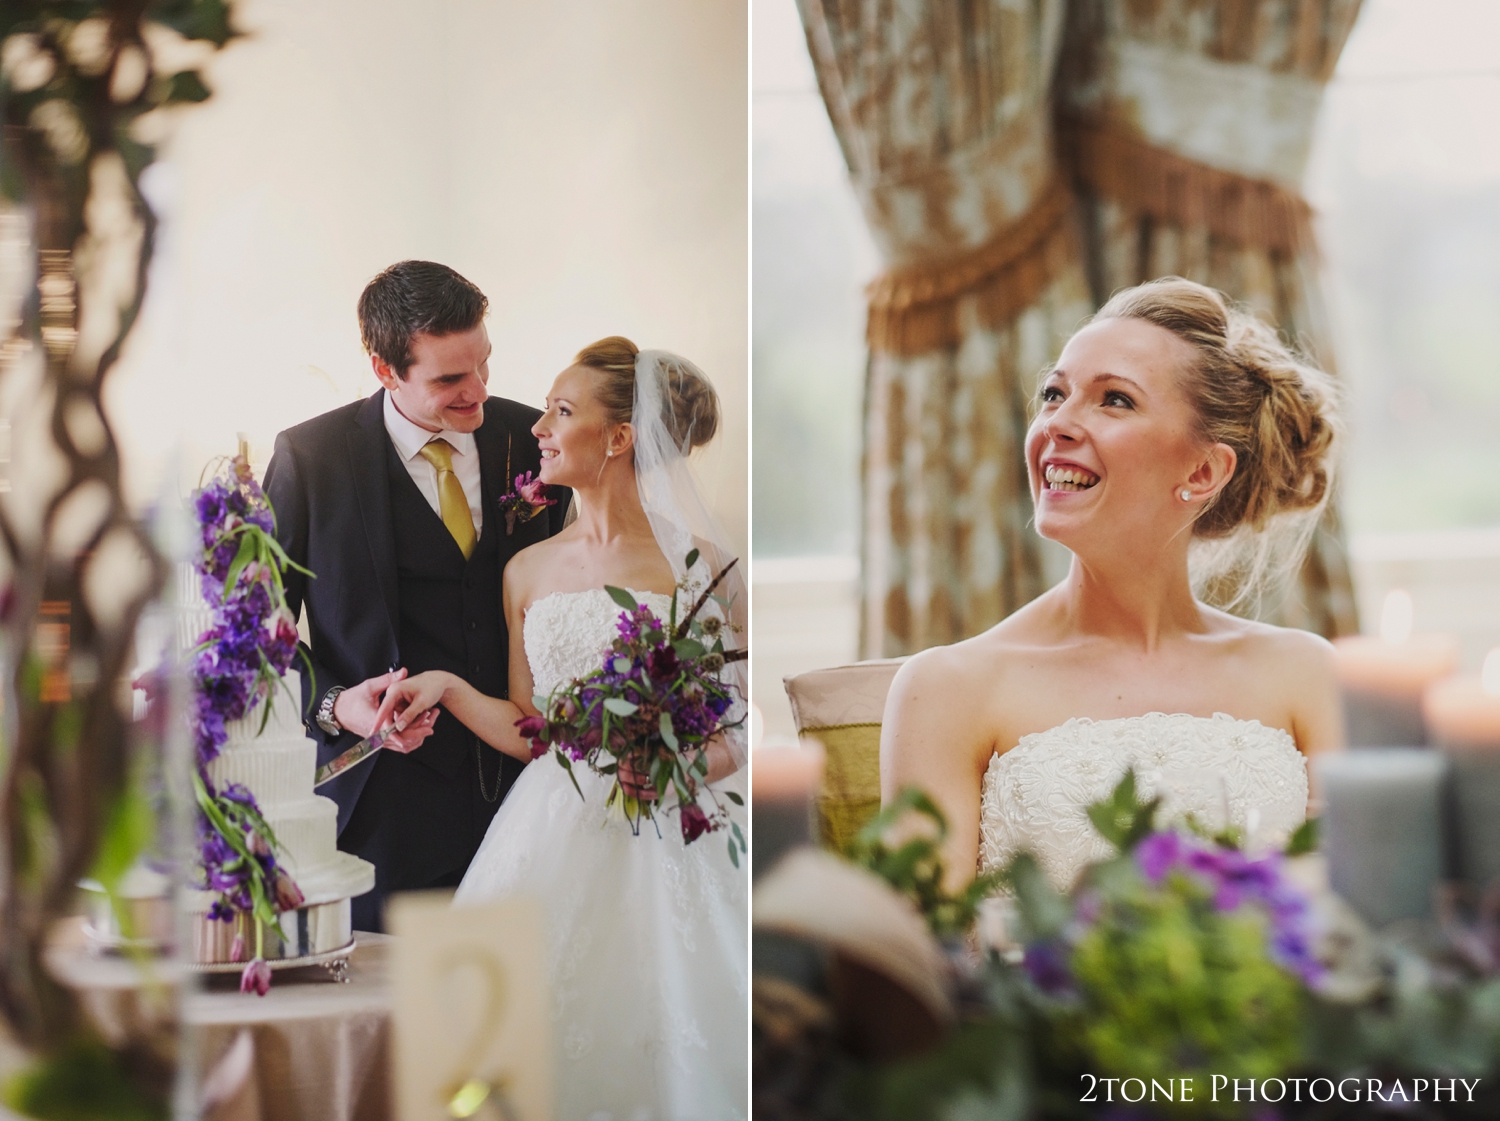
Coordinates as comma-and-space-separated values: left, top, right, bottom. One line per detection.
239, 958, 272, 997
189, 456, 315, 993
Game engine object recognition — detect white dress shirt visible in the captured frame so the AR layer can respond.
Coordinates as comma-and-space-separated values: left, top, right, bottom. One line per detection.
382, 390, 484, 536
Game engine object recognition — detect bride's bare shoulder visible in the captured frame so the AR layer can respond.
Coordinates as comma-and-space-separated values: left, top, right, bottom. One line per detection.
885, 602, 1051, 719
1203, 606, 1337, 670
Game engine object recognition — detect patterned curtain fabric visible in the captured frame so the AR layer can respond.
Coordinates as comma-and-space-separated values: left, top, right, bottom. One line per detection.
797, 0, 1363, 657
1057, 0, 1363, 637
798, 0, 1094, 658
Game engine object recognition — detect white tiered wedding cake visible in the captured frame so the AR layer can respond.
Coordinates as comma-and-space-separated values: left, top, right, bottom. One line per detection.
177, 564, 374, 962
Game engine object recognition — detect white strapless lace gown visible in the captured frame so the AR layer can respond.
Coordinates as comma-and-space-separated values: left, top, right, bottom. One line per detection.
455, 589, 749, 1121
978, 713, 1309, 890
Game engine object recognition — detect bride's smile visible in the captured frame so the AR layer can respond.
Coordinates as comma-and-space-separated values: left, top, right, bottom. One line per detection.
532, 364, 630, 489
1025, 315, 1235, 556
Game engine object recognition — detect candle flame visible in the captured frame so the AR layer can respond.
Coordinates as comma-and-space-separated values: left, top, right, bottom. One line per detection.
1483, 649, 1500, 697
1379, 589, 1413, 644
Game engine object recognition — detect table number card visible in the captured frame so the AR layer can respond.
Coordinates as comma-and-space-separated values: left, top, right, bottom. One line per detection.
388, 892, 552, 1121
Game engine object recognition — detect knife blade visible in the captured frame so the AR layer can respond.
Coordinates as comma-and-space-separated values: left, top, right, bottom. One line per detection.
313, 727, 394, 788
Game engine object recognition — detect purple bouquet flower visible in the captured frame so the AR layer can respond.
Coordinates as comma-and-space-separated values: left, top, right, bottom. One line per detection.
517, 553, 747, 862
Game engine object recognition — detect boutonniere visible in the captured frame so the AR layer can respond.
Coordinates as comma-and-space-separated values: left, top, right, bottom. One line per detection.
497, 471, 556, 534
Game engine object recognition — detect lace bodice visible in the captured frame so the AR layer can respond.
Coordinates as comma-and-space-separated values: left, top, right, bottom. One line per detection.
978, 713, 1309, 890
523, 588, 675, 697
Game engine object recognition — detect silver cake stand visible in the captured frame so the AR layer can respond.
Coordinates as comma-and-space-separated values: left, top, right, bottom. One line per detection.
185, 939, 356, 983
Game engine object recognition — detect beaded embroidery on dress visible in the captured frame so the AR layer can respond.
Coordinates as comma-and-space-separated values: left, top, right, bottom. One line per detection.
455, 589, 748, 1121
978, 713, 1308, 891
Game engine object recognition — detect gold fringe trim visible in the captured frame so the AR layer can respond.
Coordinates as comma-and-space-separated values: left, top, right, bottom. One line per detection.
1064, 118, 1315, 258
865, 176, 1077, 357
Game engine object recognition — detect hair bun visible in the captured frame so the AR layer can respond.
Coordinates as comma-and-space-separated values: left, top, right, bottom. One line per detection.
573, 337, 720, 453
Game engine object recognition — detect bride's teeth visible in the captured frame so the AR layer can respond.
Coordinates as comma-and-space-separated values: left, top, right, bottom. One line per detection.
1044, 465, 1099, 490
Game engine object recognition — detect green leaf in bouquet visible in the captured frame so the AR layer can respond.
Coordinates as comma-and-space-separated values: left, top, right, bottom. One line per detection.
684, 548, 700, 571
605, 585, 638, 611
654, 758, 672, 798
533, 694, 549, 711
1286, 816, 1319, 857
613, 657, 632, 674
732, 821, 746, 852
1004, 853, 1070, 942
727, 835, 739, 868
672, 637, 706, 660
554, 751, 584, 799
725, 790, 743, 806
659, 713, 679, 750
604, 697, 639, 716
222, 533, 257, 599
1085, 770, 1159, 854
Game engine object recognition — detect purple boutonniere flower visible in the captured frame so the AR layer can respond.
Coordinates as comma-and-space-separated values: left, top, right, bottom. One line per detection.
498, 471, 557, 535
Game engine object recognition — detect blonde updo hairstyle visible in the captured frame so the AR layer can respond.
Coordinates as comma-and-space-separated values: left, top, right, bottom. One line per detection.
1091, 278, 1341, 612
573, 336, 720, 454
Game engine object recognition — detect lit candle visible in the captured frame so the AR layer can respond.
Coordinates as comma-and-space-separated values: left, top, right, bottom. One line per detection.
752, 728, 825, 878
1314, 749, 1448, 926
1332, 589, 1458, 746
1425, 649, 1500, 892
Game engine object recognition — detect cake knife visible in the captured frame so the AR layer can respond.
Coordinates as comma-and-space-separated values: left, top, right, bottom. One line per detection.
313, 726, 394, 788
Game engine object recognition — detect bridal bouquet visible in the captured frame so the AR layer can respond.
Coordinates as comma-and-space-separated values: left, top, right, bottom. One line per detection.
517, 551, 747, 861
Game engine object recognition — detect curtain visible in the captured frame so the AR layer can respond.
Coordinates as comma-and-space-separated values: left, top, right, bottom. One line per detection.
797, 0, 1094, 657
797, 0, 1363, 656
1056, 0, 1363, 636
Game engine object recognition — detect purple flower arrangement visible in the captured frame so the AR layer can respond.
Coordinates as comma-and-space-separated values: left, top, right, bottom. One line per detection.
516, 552, 747, 861
188, 457, 311, 992
1133, 830, 1322, 985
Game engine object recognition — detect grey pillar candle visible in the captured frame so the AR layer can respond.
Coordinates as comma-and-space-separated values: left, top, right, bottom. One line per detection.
1330, 595, 1457, 747
1425, 667, 1500, 893
751, 741, 825, 879
1314, 750, 1448, 927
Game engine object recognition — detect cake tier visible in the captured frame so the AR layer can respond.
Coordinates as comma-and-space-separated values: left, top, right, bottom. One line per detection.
175, 563, 216, 651
224, 682, 307, 747
207, 737, 315, 808
185, 851, 375, 914
261, 795, 341, 880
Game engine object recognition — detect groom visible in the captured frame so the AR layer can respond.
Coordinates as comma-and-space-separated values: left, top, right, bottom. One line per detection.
263, 260, 570, 932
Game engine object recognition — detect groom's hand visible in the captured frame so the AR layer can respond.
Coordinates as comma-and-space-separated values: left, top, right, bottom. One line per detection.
332, 669, 437, 753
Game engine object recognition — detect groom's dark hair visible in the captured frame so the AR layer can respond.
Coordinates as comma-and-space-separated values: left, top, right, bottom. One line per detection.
358, 260, 489, 378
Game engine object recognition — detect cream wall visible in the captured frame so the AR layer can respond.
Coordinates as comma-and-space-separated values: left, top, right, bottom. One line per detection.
106, 0, 748, 559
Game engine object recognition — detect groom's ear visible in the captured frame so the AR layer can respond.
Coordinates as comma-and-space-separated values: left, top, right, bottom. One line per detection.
372, 352, 400, 390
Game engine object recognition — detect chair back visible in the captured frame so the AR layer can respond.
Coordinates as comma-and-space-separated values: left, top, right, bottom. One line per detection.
782, 659, 904, 852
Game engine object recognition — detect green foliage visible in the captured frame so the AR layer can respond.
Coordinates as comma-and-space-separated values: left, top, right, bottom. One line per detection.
1070, 868, 1304, 1110
1285, 816, 1319, 857
88, 784, 154, 899
1085, 769, 1160, 853
845, 787, 1007, 939
1, 1036, 166, 1121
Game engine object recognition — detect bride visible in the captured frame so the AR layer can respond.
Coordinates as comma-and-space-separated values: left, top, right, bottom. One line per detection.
881, 278, 1345, 894
376, 337, 748, 1120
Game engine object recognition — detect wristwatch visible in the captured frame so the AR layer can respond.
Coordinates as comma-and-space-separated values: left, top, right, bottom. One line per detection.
315, 686, 346, 736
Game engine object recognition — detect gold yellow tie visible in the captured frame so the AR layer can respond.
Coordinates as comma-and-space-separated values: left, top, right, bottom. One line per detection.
417, 439, 476, 560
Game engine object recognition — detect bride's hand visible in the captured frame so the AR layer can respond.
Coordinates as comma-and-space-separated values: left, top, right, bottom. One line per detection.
371, 671, 451, 750
618, 751, 659, 803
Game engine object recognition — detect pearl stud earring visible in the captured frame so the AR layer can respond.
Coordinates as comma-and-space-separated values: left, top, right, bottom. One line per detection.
1180, 489, 1192, 501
